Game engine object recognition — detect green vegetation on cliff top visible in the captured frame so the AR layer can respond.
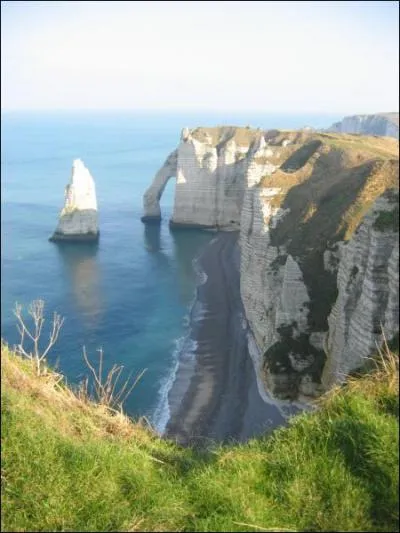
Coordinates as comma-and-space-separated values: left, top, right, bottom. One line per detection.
2, 342, 398, 532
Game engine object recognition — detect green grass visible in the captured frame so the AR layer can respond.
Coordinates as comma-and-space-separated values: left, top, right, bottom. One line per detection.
373, 205, 399, 232
317, 133, 398, 160
1, 343, 399, 532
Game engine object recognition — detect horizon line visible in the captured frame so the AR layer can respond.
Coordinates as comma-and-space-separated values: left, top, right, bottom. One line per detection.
2, 107, 396, 115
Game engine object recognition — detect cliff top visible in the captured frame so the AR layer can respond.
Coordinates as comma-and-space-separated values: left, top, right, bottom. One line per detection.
259, 131, 398, 233
188, 125, 399, 153
190, 126, 263, 147
2, 341, 398, 532
373, 112, 399, 126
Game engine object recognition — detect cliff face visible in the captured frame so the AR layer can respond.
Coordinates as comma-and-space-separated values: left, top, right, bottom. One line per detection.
322, 190, 399, 388
239, 132, 399, 399
327, 112, 399, 139
50, 159, 99, 242
240, 186, 320, 400
142, 128, 399, 399
142, 126, 272, 228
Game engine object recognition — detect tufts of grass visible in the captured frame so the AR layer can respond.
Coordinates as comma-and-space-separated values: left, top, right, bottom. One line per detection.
373, 205, 399, 232
1, 341, 399, 532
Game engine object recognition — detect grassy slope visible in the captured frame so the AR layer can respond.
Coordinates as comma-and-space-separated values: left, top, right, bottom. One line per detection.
1, 343, 398, 532
191, 126, 263, 147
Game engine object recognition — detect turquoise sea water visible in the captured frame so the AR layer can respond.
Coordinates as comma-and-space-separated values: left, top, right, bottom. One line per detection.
1, 110, 342, 430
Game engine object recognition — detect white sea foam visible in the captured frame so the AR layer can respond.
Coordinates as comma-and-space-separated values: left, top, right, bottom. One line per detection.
192, 257, 208, 286
191, 299, 208, 322
151, 255, 209, 434
151, 337, 184, 434
151, 334, 200, 434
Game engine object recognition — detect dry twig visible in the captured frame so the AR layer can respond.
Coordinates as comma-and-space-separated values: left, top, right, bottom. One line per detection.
13, 300, 64, 376
82, 346, 146, 411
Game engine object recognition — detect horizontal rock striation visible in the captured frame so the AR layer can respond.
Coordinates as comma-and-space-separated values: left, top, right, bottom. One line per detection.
50, 159, 99, 242
326, 112, 399, 139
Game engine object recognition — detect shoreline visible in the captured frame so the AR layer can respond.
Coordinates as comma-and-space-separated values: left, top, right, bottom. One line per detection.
152, 259, 208, 435
165, 232, 301, 447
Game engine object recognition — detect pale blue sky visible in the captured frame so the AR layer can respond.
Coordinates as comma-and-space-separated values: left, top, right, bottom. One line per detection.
1, 0, 399, 113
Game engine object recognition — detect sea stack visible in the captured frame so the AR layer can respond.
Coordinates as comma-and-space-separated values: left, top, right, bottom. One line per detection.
49, 159, 99, 242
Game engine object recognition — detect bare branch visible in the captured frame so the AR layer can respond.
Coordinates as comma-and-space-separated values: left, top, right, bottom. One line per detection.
12, 300, 64, 375
115, 368, 147, 407
28, 300, 45, 358
81, 346, 147, 411
14, 304, 36, 344
98, 347, 104, 389
41, 313, 65, 360
82, 346, 105, 398
109, 365, 124, 404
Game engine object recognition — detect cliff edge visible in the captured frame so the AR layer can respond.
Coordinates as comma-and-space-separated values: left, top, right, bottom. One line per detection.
2, 342, 398, 531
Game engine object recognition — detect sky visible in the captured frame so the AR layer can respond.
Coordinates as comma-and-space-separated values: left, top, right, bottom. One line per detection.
1, 0, 399, 113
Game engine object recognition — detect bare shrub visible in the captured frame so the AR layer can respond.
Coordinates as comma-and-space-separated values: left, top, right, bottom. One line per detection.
13, 300, 64, 376
82, 346, 146, 412
12, 300, 145, 412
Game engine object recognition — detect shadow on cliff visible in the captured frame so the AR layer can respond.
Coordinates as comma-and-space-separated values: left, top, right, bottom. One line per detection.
54, 242, 103, 327
269, 148, 393, 331
258, 149, 390, 398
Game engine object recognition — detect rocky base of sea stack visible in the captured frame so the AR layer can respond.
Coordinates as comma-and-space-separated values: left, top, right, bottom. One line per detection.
140, 215, 162, 224
169, 220, 218, 231
49, 231, 100, 243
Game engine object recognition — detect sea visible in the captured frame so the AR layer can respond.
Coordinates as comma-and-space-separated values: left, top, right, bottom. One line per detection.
1, 110, 342, 432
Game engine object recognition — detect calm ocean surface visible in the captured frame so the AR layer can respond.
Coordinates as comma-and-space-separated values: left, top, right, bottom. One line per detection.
1, 110, 342, 430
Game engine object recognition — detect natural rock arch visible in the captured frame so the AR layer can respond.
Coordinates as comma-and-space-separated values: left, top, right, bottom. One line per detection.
141, 149, 178, 223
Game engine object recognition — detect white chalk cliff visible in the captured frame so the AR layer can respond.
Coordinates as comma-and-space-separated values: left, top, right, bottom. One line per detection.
239, 143, 331, 399
50, 159, 99, 242
142, 127, 399, 399
322, 191, 399, 388
142, 127, 268, 228
326, 112, 399, 139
